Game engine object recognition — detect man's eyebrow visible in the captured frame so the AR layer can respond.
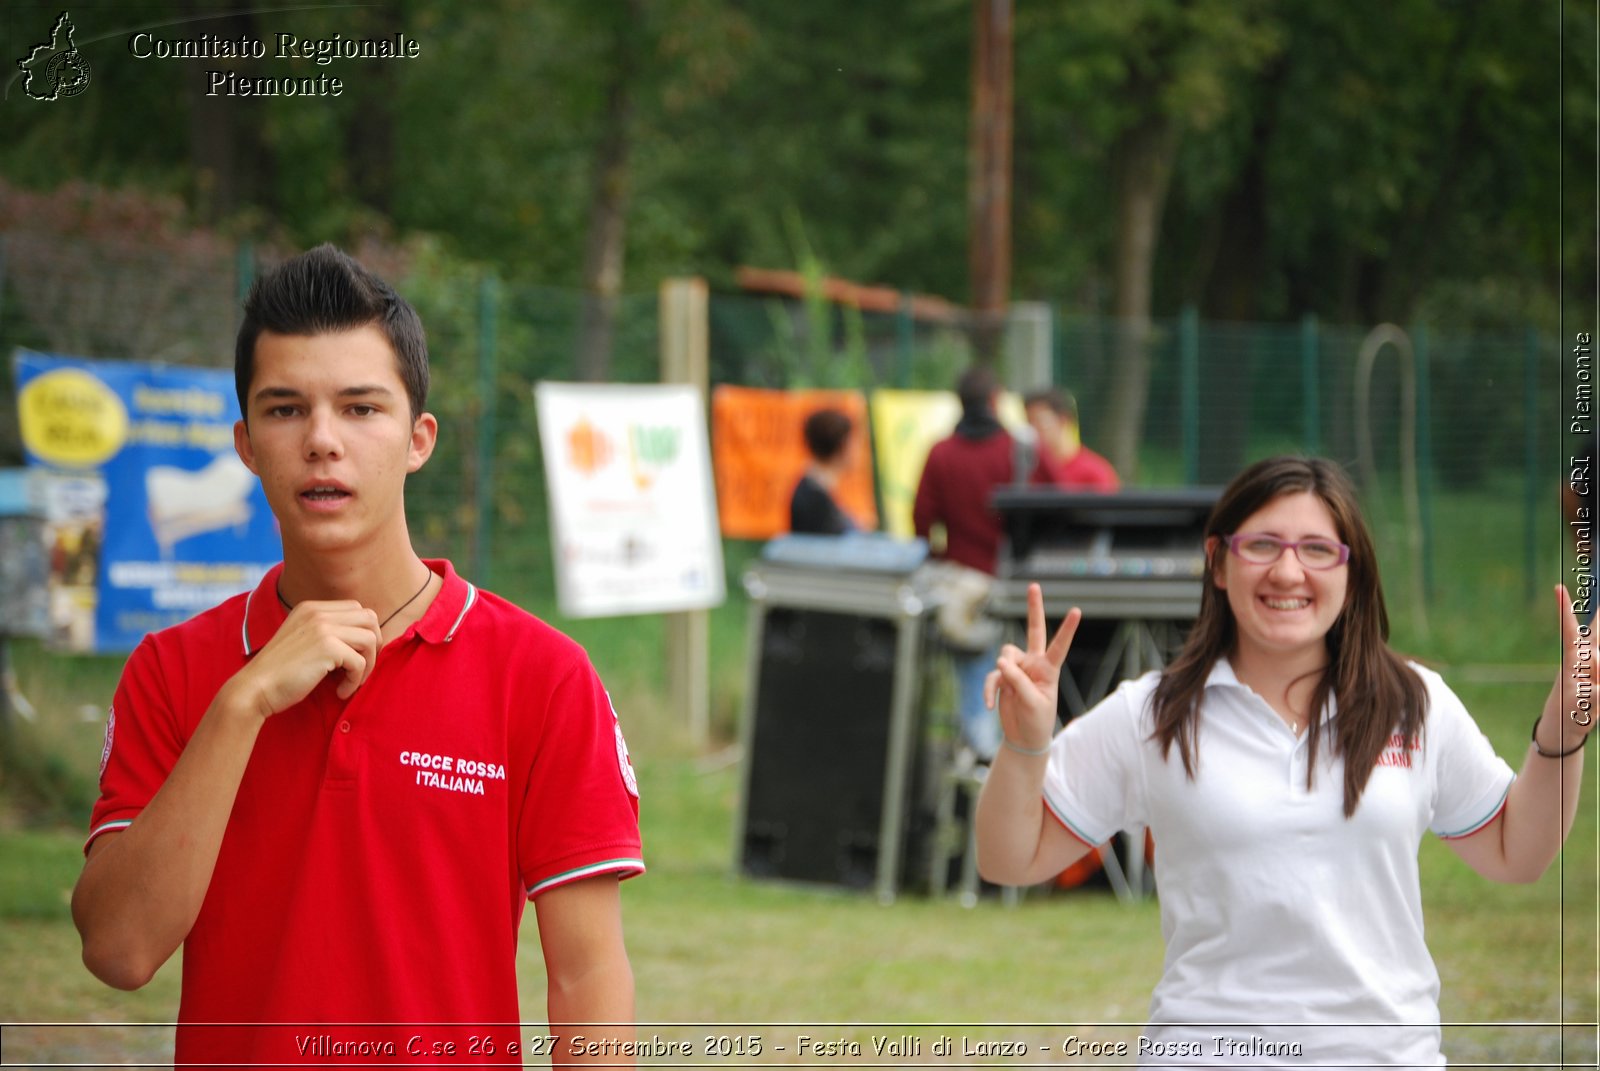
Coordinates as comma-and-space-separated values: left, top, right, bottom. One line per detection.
251, 385, 397, 403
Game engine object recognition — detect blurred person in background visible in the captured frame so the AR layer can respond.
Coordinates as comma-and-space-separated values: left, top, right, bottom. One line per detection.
789, 406, 859, 535
914, 366, 1014, 760
1024, 387, 1119, 492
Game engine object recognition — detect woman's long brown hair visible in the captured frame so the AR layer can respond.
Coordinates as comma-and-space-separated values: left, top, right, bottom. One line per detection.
1150, 457, 1427, 817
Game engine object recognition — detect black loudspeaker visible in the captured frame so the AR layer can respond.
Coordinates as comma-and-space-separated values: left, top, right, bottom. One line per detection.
740, 606, 903, 889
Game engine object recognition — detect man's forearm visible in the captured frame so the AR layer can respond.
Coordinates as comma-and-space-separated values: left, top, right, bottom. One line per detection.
548, 957, 636, 1068
72, 685, 265, 989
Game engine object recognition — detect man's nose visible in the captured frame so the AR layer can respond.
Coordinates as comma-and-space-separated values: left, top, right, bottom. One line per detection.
303, 408, 343, 459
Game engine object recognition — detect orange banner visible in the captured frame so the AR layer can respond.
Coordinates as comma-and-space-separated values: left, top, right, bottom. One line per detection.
711, 386, 878, 539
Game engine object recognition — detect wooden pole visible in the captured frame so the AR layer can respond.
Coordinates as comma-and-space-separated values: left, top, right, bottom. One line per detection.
659, 277, 711, 746
968, 0, 1013, 365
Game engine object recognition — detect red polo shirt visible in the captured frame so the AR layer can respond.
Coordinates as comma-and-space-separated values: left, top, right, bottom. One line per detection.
1031, 444, 1120, 492
88, 560, 643, 1067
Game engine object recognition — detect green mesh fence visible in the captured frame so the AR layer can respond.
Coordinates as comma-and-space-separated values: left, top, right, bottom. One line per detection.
0, 238, 1571, 626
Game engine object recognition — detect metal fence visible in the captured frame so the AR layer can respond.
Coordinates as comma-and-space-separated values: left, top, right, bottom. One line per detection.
0, 235, 1570, 619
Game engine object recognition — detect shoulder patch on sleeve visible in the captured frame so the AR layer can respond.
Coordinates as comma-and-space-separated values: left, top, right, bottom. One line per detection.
608, 691, 639, 798
99, 705, 115, 780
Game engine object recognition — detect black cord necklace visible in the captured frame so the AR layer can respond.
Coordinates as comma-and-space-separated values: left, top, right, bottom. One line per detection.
276, 568, 434, 629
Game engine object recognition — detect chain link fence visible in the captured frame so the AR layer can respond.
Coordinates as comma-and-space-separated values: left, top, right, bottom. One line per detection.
0, 236, 1571, 628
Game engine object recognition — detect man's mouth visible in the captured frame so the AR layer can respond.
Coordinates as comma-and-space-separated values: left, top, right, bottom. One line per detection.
301, 485, 351, 501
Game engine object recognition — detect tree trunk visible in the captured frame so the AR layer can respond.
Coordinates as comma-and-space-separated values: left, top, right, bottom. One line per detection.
344, 3, 399, 216
1195, 62, 1284, 481
575, 2, 641, 383
1104, 114, 1179, 478
182, 4, 272, 223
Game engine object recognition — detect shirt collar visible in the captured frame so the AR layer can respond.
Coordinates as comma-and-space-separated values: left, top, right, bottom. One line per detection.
1202, 656, 1339, 724
242, 559, 477, 656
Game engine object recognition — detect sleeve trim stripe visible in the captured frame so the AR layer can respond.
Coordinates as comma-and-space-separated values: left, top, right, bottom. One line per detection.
1041, 791, 1103, 848
526, 858, 645, 898
85, 819, 133, 850
1437, 782, 1513, 840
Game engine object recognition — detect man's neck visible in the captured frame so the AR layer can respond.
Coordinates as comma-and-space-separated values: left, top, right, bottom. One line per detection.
808, 461, 843, 491
278, 535, 429, 611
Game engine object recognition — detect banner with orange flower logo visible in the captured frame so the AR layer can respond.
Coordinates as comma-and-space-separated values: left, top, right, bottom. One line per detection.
534, 382, 725, 618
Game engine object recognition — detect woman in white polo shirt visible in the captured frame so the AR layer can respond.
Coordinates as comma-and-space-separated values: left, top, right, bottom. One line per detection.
975, 455, 1591, 1068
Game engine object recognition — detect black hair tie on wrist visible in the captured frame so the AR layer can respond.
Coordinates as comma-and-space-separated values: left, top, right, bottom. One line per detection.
1531, 716, 1589, 758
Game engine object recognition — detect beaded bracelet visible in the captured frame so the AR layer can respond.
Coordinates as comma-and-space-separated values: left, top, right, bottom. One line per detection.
1531, 716, 1589, 758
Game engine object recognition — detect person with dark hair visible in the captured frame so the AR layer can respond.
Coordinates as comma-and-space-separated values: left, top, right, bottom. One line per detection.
977, 455, 1592, 1066
1022, 387, 1119, 492
913, 365, 1015, 758
789, 407, 858, 535
72, 245, 643, 1066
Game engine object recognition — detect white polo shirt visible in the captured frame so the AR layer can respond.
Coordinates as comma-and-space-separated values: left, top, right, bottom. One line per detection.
1042, 659, 1514, 1068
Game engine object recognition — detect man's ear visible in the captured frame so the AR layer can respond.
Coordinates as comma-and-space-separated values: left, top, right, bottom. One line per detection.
233, 419, 259, 475
407, 412, 439, 473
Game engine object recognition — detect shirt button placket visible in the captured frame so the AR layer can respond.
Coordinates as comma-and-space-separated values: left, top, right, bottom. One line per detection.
1288, 733, 1308, 795
327, 710, 360, 783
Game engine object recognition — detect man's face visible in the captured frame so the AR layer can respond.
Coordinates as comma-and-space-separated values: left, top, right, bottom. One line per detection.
1026, 402, 1064, 453
233, 325, 435, 557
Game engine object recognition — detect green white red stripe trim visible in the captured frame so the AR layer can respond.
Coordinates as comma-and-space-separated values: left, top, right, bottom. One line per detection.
527, 857, 645, 898
1436, 783, 1512, 840
85, 817, 133, 848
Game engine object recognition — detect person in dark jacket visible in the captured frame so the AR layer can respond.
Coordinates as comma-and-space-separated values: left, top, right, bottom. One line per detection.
789, 407, 858, 535
913, 366, 1014, 758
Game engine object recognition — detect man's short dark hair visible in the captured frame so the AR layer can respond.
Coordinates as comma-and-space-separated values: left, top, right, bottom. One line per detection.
1023, 386, 1078, 422
802, 407, 853, 463
956, 365, 999, 417
235, 244, 428, 422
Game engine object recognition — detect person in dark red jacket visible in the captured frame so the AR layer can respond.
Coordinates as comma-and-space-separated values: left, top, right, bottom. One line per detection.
913, 366, 1014, 575
914, 366, 1014, 758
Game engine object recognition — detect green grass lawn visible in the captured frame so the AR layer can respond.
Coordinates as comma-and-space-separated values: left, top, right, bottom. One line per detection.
3, 679, 1597, 1067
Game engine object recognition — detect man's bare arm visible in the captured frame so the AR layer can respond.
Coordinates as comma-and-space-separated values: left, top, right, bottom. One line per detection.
72, 602, 381, 988
535, 877, 635, 1068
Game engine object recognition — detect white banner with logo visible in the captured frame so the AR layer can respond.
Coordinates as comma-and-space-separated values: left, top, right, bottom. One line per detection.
534, 382, 725, 618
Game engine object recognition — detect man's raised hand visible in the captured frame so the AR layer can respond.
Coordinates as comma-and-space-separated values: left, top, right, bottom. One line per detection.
225, 601, 384, 720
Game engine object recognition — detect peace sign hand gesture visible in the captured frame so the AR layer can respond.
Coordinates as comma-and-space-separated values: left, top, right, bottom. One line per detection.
984, 582, 1082, 755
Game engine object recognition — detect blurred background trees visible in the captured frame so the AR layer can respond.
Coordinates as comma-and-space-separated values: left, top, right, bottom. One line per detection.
1, 0, 1590, 471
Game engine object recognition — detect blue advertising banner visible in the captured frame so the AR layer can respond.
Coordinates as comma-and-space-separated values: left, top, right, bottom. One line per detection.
13, 350, 281, 652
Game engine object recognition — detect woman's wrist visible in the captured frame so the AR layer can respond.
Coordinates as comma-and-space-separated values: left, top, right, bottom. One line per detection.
1531, 714, 1589, 758
1001, 735, 1051, 757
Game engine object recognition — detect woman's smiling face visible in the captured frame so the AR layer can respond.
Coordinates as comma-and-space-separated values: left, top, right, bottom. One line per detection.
1212, 490, 1350, 665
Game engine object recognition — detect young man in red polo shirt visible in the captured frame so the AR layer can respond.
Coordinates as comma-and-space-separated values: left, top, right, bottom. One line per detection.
1022, 387, 1120, 492
72, 245, 643, 1067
